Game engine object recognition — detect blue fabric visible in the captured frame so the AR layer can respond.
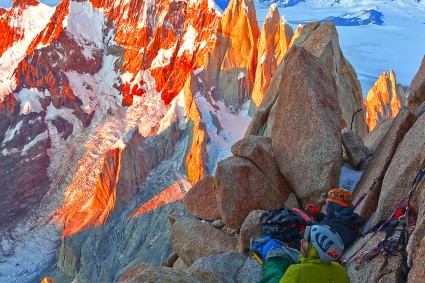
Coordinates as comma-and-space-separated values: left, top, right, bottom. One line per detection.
253, 236, 300, 263
253, 236, 283, 260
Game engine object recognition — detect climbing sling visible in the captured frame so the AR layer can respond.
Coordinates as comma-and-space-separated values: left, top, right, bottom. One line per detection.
343, 158, 425, 269
353, 177, 383, 209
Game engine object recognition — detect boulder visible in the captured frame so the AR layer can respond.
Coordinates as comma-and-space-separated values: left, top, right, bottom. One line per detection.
215, 156, 289, 229
237, 210, 264, 254
341, 128, 370, 168
118, 263, 201, 283
408, 55, 425, 114
294, 22, 367, 137
246, 22, 365, 138
211, 219, 225, 229
236, 256, 262, 283
231, 135, 292, 195
363, 118, 393, 151
188, 252, 246, 283
184, 175, 220, 221
168, 215, 237, 266
173, 258, 189, 270
353, 107, 416, 218
269, 46, 342, 206
372, 112, 425, 224
162, 252, 179, 267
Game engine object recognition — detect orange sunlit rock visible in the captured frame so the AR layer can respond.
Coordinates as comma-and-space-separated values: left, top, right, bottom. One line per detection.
204, 0, 260, 111
26, 0, 69, 56
364, 70, 405, 132
0, 93, 19, 113
183, 73, 208, 183
129, 180, 191, 219
250, 5, 293, 114
60, 148, 120, 238
289, 24, 303, 47
0, 0, 41, 56
90, 0, 219, 105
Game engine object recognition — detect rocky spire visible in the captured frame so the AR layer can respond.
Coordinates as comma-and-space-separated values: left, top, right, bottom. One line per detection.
364, 69, 406, 132
249, 4, 293, 115
205, 0, 260, 112
293, 22, 367, 137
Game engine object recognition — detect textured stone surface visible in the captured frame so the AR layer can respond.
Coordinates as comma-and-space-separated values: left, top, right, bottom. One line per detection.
284, 193, 301, 209
408, 236, 425, 282
184, 175, 220, 221
237, 256, 262, 283
236, 210, 264, 254
269, 46, 342, 206
215, 156, 289, 229
294, 22, 366, 137
353, 107, 416, 218
372, 112, 425, 224
188, 252, 246, 283
169, 215, 237, 266
408, 55, 425, 114
341, 128, 370, 168
211, 219, 225, 229
363, 118, 393, 151
118, 263, 201, 283
231, 135, 292, 195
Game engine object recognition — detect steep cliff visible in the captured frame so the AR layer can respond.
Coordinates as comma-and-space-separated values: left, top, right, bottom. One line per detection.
364, 70, 407, 132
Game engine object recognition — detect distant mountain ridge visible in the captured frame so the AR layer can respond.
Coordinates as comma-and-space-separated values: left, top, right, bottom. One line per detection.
321, 9, 383, 26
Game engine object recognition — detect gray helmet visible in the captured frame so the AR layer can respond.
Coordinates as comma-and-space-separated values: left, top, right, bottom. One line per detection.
307, 224, 344, 262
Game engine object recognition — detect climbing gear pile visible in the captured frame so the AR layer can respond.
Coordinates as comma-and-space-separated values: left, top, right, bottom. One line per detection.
343, 158, 425, 271
260, 207, 316, 249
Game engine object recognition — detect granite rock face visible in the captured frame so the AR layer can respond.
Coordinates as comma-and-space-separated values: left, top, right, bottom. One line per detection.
184, 175, 220, 221
269, 46, 342, 206
215, 156, 290, 229
408, 55, 425, 114
353, 107, 416, 218
168, 215, 237, 266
